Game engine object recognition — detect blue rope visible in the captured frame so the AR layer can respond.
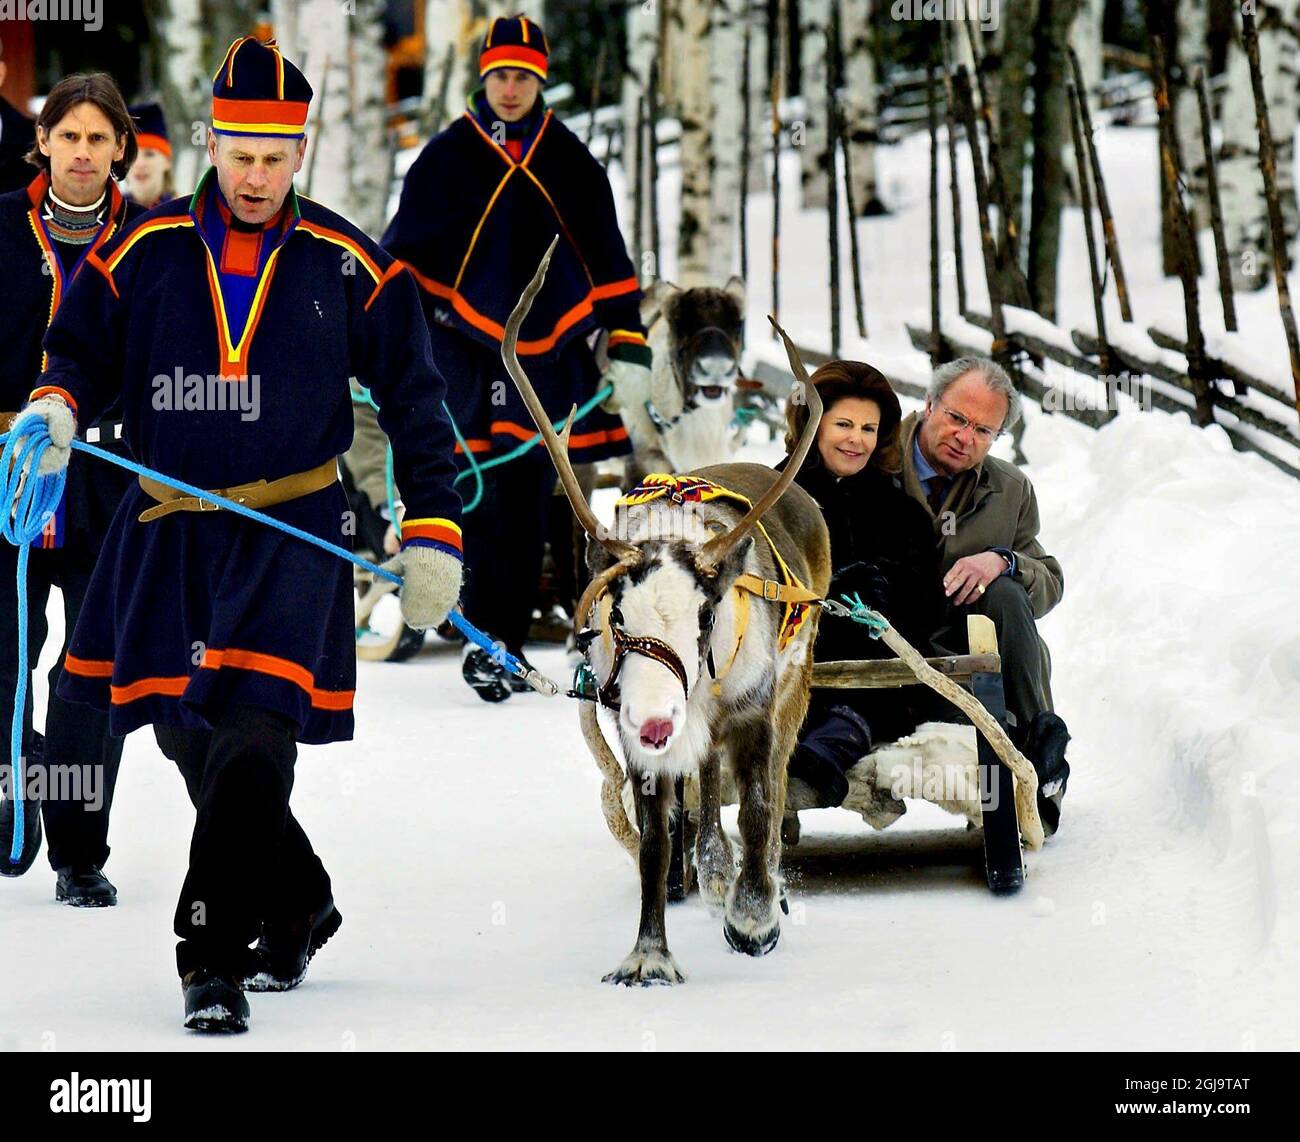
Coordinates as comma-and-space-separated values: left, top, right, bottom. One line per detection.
0, 415, 538, 856
839, 592, 891, 639
0, 419, 68, 864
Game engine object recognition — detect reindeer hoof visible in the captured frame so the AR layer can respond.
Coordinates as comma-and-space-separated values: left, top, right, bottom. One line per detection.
602, 950, 686, 986
723, 917, 780, 957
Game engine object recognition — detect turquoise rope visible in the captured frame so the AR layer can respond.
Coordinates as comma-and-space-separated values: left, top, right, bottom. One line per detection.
0, 421, 68, 864
350, 382, 614, 515
839, 592, 890, 639
0, 416, 537, 856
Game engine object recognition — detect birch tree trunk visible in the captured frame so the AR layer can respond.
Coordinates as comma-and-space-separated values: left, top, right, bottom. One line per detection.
708, 0, 744, 279
156, 0, 208, 196
1219, 1, 1299, 290
840, 0, 882, 214
1026, 0, 1083, 322
275, 0, 389, 236
621, 1, 659, 266
1069, 0, 1104, 98
997, 0, 1037, 268
745, 0, 769, 193
676, 0, 714, 285
797, 0, 831, 210
1177, 0, 1210, 230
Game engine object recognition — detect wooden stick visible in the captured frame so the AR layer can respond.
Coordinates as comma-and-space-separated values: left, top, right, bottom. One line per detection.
940, 26, 968, 318
964, 18, 1019, 263
1242, 9, 1300, 427
580, 702, 640, 859
1067, 79, 1116, 409
647, 57, 662, 281
633, 95, 645, 283
1195, 66, 1239, 346
875, 623, 1044, 851
585, 40, 607, 149
954, 66, 1009, 369
1152, 36, 1215, 427
827, 24, 842, 358
813, 653, 1002, 689
740, 21, 752, 286
928, 64, 942, 366
1067, 45, 1133, 323
771, 68, 782, 339
832, 4, 866, 339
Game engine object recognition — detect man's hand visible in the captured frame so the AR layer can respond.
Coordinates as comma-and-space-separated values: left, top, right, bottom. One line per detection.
15, 396, 76, 477
944, 551, 1009, 606
599, 358, 652, 415
380, 546, 463, 630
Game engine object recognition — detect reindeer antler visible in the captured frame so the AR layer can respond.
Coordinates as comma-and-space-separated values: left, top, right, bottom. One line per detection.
695, 316, 823, 574
501, 236, 641, 565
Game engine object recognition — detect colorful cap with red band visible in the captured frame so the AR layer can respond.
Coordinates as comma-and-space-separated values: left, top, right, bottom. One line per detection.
478, 14, 549, 81
129, 102, 172, 158
211, 36, 313, 139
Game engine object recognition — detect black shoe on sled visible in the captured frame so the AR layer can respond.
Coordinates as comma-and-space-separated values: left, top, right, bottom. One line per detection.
462, 645, 512, 703
242, 901, 343, 992
1024, 712, 1071, 838
183, 969, 249, 1033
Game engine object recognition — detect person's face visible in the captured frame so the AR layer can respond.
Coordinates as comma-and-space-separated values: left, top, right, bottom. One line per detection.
483, 68, 541, 123
37, 101, 125, 206
125, 146, 170, 205
816, 396, 881, 478
0, 61, 8, 91
918, 373, 1008, 476
207, 132, 304, 225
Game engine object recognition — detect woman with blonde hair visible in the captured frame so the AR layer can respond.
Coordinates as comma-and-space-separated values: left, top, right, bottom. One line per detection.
777, 360, 944, 809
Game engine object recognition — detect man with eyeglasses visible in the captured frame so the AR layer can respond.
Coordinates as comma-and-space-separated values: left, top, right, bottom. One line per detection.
899, 357, 1070, 836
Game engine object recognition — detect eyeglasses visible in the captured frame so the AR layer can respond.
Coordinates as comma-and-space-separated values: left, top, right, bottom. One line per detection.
936, 400, 1002, 443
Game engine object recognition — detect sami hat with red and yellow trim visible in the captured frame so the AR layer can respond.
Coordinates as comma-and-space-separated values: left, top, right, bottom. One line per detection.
211, 36, 313, 139
129, 102, 171, 158
478, 14, 549, 81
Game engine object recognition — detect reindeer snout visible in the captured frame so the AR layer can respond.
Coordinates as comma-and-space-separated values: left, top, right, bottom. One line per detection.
639, 718, 675, 750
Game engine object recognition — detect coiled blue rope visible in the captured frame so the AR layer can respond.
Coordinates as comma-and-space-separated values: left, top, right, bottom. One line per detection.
0, 418, 69, 863
0, 413, 550, 864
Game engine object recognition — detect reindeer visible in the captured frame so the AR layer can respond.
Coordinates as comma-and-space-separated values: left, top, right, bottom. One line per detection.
503, 240, 831, 985
619, 277, 748, 482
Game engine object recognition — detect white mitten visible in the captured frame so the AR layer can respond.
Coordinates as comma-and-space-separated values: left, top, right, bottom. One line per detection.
380, 545, 463, 631
16, 396, 76, 476
599, 358, 652, 415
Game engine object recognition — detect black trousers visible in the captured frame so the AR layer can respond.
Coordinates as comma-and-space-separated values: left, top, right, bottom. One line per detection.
461, 457, 556, 655
0, 541, 124, 871
153, 706, 332, 979
930, 576, 1054, 738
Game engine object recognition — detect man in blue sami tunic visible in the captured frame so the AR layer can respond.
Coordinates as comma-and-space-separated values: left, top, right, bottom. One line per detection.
5, 37, 464, 1033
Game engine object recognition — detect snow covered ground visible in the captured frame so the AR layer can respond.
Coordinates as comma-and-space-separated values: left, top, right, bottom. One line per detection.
2, 115, 1297, 1051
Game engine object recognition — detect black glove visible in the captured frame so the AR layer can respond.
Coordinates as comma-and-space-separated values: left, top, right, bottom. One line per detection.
830, 559, 894, 616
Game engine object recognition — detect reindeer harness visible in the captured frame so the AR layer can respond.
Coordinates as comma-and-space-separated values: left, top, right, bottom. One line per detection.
575, 474, 821, 709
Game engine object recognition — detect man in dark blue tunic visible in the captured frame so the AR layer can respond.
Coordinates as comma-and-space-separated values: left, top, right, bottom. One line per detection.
5, 37, 464, 1033
0, 73, 142, 904
384, 15, 652, 701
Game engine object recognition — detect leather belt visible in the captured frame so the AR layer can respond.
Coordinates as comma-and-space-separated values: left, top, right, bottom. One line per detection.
137, 458, 338, 523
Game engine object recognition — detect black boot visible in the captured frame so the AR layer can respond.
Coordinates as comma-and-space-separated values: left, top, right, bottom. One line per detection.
55, 864, 117, 907
462, 644, 511, 703
183, 969, 250, 1033
242, 901, 343, 992
1023, 712, 1071, 838
0, 733, 44, 878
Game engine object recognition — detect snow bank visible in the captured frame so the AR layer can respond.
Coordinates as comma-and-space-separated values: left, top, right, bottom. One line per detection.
1026, 404, 1300, 953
